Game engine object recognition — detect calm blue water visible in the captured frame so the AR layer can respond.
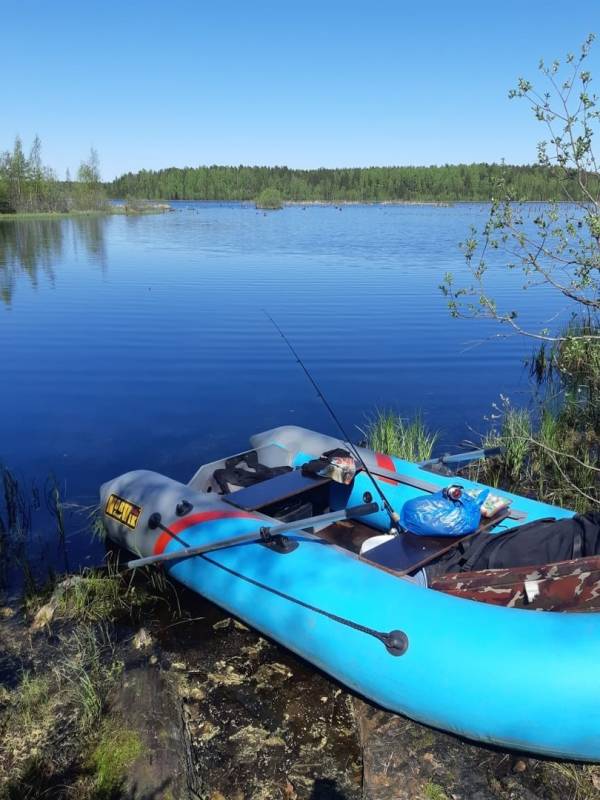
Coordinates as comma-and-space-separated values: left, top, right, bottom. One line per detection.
0, 202, 561, 568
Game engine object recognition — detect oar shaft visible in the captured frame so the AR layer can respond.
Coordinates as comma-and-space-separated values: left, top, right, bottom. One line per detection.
418, 446, 503, 467
126, 501, 379, 569
264, 501, 378, 538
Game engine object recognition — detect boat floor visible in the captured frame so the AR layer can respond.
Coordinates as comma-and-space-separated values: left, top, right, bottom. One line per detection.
317, 519, 374, 554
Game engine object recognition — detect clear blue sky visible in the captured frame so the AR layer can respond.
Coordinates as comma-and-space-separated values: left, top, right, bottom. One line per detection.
2, 0, 599, 179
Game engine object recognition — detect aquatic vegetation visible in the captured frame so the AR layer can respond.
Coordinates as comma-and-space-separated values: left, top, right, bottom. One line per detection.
362, 409, 438, 462
474, 397, 599, 513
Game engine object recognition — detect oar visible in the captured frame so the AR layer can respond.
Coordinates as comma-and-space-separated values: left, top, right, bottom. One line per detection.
125, 501, 379, 569
418, 446, 503, 468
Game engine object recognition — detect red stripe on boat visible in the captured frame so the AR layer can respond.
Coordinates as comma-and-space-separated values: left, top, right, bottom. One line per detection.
375, 453, 396, 473
152, 509, 261, 556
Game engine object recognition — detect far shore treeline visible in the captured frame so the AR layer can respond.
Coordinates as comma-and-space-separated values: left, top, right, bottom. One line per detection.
0, 134, 592, 213
109, 163, 583, 203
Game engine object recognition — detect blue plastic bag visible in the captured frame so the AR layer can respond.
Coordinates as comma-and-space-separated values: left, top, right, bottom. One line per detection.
400, 486, 489, 537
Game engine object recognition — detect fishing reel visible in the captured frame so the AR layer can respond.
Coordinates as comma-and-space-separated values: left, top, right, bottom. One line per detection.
442, 484, 464, 502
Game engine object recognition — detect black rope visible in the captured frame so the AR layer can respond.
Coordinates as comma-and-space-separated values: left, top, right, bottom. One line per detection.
263, 310, 401, 531
196, 549, 408, 656
147, 503, 408, 656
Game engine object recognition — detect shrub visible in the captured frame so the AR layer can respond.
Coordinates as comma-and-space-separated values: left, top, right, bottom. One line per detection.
255, 187, 283, 209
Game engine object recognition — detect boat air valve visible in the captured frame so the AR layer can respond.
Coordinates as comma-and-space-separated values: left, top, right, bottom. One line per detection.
176, 499, 193, 516
147, 512, 190, 548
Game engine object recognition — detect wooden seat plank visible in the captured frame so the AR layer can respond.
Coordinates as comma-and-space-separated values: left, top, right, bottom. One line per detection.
361, 510, 510, 576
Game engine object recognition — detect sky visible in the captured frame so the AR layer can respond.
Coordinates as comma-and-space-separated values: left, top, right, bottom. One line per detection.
2, 0, 599, 180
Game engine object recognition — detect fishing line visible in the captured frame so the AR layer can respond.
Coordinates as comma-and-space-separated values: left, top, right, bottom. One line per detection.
263, 310, 401, 532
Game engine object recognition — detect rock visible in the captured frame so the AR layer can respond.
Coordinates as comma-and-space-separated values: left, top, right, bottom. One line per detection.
178, 682, 206, 702
229, 724, 283, 763
198, 721, 221, 742
513, 759, 527, 773
212, 617, 232, 631
240, 638, 269, 658
252, 661, 293, 688
207, 666, 245, 686
0, 607, 15, 619
170, 660, 187, 671
31, 602, 55, 630
264, 735, 286, 747
132, 627, 152, 650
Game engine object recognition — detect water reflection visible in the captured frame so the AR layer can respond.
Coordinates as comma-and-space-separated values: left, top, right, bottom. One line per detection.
0, 215, 108, 305
70, 215, 108, 268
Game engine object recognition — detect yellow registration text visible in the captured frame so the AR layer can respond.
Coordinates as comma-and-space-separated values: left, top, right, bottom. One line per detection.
105, 494, 142, 530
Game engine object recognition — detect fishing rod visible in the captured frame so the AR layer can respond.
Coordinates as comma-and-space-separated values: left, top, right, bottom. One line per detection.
264, 311, 401, 533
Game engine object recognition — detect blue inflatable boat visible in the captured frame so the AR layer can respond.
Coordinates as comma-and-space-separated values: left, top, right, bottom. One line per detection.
100, 425, 600, 761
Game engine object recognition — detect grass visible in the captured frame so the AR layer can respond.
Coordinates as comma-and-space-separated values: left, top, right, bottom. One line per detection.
423, 782, 448, 800
57, 572, 135, 623
473, 400, 599, 513
482, 406, 531, 484
54, 623, 123, 730
23, 551, 158, 627
0, 621, 127, 799
362, 409, 438, 462
88, 720, 143, 798
14, 672, 53, 727
545, 762, 600, 800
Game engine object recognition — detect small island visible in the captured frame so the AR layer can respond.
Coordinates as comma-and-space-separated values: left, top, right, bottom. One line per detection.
255, 187, 283, 209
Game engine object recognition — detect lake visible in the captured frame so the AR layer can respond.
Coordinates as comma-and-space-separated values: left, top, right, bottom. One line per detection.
0, 202, 560, 571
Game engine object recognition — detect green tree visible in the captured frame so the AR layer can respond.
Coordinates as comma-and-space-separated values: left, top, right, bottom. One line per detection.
7, 136, 28, 210
75, 147, 105, 210
77, 147, 101, 184
441, 34, 600, 508
442, 34, 599, 343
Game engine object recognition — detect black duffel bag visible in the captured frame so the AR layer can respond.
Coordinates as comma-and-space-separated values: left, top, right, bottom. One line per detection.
426, 512, 600, 579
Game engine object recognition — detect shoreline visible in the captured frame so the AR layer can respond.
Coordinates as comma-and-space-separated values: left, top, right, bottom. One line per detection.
283, 199, 453, 207
0, 203, 172, 222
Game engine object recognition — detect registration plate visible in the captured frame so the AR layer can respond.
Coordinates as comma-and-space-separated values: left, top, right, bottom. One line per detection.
105, 494, 142, 530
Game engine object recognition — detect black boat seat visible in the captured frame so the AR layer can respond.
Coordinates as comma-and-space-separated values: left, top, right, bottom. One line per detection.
213, 449, 292, 494
188, 444, 293, 493
223, 468, 331, 512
